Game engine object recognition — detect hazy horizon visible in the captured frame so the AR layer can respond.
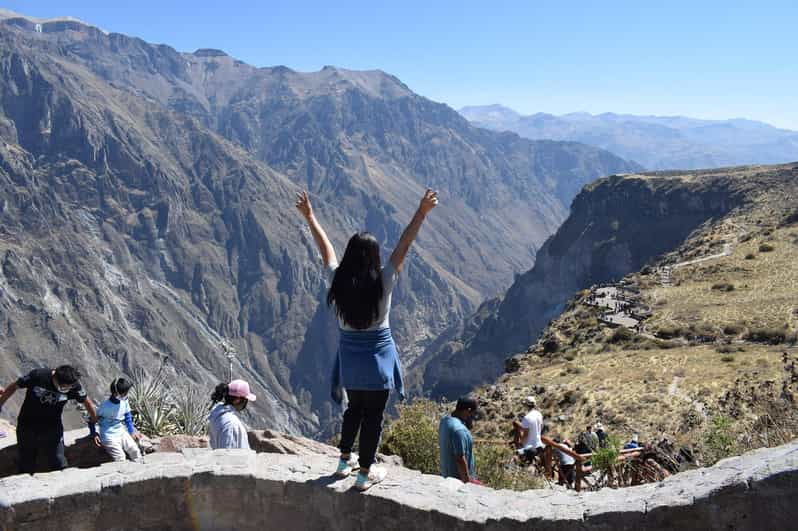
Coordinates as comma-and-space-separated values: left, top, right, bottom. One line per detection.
4, 1, 797, 129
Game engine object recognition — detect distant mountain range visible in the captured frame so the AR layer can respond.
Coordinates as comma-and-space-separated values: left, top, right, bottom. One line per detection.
0, 10, 638, 435
459, 105, 798, 170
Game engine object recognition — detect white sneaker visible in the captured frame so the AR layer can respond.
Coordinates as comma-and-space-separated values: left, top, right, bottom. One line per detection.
354, 464, 387, 491
334, 453, 359, 478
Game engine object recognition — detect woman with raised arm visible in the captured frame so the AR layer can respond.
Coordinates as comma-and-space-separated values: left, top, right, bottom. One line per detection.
296, 189, 438, 491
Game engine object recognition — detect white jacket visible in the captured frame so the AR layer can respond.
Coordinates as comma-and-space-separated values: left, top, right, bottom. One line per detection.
208, 404, 250, 450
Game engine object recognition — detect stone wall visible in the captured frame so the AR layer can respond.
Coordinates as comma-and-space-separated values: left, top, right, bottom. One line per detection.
0, 440, 795, 530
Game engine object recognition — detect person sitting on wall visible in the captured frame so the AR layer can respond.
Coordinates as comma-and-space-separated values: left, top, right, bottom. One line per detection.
513, 396, 545, 465
93, 378, 143, 462
439, 396, 481, 485
208, 380, 256, 450
0, 365, 98, 474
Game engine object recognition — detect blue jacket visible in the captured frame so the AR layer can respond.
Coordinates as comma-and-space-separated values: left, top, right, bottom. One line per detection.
331, 328, 405, 403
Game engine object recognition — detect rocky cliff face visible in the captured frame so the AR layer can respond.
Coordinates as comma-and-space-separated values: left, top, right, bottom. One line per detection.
416, 166, 778, 399
0, 12, 638, 434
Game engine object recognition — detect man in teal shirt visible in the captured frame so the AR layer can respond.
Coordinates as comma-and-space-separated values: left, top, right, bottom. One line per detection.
438, 396, 479, 483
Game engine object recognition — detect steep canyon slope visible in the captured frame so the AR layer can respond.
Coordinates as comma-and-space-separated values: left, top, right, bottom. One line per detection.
417, 163, 798, 399
0, 11, 638, 434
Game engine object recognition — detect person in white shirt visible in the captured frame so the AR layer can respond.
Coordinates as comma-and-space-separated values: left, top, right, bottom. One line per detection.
513, 396, 544, 462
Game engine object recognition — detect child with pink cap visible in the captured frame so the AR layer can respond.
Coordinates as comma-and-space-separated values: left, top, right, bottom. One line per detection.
208, 379, 256, 450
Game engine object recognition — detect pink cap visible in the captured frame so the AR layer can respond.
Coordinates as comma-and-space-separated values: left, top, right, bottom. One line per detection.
228, 379, 256, 401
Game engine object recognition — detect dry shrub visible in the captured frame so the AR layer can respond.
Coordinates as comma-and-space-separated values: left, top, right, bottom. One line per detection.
745, 327, 789, 344
711, 282, 735, 292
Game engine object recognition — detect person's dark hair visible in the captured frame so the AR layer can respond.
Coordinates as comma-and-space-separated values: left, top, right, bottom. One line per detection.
210, 382, 245, 409
211, 383, 230, 405
455, 395, 479, 413
326, 232, 383, 330
110, 378, 133, 396
54, 365, 81, 386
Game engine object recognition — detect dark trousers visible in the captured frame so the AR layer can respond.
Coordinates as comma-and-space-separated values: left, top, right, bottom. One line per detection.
338, 389, 389, 470
17, 425, 67, 474
559, 463, 575, 487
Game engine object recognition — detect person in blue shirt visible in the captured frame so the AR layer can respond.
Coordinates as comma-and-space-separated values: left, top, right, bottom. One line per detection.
93, 378, 142, 462
624, 434, 640, 450
439, 396, 480, 484
296, 188, 438, 492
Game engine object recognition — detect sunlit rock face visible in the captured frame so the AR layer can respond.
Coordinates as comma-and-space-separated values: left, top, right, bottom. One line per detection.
417, 164, 797, 399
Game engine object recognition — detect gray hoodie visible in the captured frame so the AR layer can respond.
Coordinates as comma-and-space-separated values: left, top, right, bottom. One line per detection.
208, 404, 250, 450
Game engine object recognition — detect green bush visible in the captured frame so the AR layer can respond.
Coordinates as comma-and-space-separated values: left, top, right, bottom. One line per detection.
744, 253, 756, 260
591, 435, 621, 474
474, 443, 544, 491
380, 399, 443, 475
703, 415, 737, 465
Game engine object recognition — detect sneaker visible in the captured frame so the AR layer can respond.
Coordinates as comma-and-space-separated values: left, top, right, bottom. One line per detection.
334, 453, 358, 478
354, 465, 387, 492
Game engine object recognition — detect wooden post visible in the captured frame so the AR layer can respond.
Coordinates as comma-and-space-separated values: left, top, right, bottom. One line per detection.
543, 445, 553, 479
575, 461, 583, 492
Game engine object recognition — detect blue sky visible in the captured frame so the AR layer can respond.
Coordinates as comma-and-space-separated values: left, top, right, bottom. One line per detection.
6, 1, 798, 129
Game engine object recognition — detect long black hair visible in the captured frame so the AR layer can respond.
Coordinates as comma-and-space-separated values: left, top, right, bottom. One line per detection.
326, 232, 384, 330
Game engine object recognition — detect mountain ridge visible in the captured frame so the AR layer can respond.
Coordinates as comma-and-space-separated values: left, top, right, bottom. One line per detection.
460, 104, 798, 170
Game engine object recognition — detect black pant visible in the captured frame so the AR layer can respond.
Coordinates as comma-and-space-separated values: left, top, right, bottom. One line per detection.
17, 425, 67, 474
338, 389, 390, 470
559, 463, 575, 486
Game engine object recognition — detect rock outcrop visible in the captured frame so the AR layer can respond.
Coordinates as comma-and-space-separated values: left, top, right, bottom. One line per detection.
417, 163, 798, 398
1, 439, 796, 530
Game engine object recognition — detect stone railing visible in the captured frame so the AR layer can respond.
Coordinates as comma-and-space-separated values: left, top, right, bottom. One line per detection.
1, 440, 796, 530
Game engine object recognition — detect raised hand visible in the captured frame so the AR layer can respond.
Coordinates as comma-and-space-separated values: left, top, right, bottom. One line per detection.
419, 189, 439, 215
295, 191, 313, 220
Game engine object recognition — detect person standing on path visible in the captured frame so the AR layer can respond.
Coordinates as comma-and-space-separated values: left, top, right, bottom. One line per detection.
0, 365, 98, 474
296, 188, 438, 491
514, 395, 545, 462
208, 380, 256, 450
438, 396, 481, 484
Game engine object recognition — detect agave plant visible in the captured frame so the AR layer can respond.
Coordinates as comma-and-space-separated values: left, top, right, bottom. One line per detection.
129, 364, 178, 437
172, 386, 209, 436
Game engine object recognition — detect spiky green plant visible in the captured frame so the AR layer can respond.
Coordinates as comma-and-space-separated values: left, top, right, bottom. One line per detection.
172, 386, 209, 436
129, 365, 177, 436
